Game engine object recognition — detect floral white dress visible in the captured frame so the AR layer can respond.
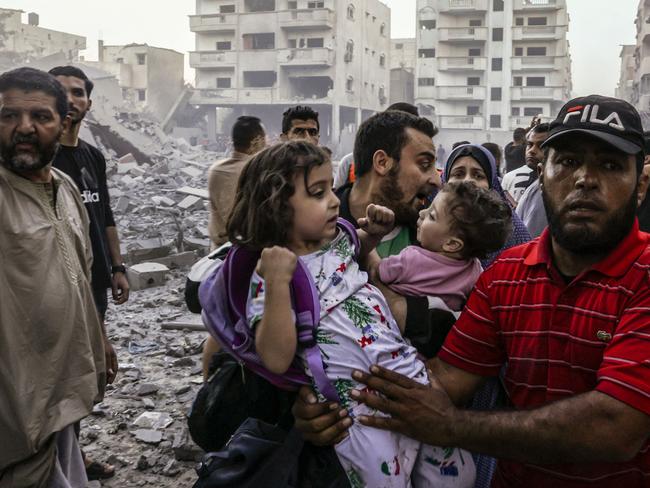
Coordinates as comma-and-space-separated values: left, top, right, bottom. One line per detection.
247, 230, 475, 488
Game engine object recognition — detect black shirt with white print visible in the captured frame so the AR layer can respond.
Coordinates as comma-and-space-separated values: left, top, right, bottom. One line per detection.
53, 139, 115, 291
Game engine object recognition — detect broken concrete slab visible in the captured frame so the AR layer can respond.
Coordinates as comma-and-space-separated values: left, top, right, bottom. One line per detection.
133, 411, 174, 430
180, 167, 202, 179
117, 162, 138, 174
119, 153, 137, 164
133, 429, 163, 445
120, 174, 137, 186
182, 237, 211, 254
150, 251, 198, 269
177, 195, 203, 211
116, 196, 131, 213
127, 262, 170, 291
175, 186, 209, 200
126, 238, 174, 264
151, 196, 176, 207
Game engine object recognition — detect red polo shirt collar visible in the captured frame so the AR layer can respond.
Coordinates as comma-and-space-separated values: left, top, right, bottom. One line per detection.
523, 219, 648, 278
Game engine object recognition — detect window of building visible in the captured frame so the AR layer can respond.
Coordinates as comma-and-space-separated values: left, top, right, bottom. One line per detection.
121, 88, 128, 99
467, 77, 480, 86
216, 41, 232, 50
418, 49, 436, 58
242, 33, 275, 50
515, 17, 524, 26
420, 19, 436, 30
524, 107, 543, 116
380, 23, 387, 36
527, 47, 547, 56
288, 1, 297, 8
511, 107, 521, 116
468, 48, 481, 57
136, 53, 146, 65
307, 37, 324, 48
514, 47, 524, 56
345, 40, 354, 62
220, 4, 236, 13
307, 1, 324, 7
492, 28, 503, 42
395, 43, 404, 49
116, 57, 124, 64
528, 17, 548, 25
526, 77, 546, 86
491, 87, 502, 101
379, 85, 386, 104
492, 58, 503, 71
467, 105, 480, 116
289, 39, 297, 48
469, 19, 483, 27
137, 89, 146, 101
346, 76, 354, 92
418, 77, 436, 86
347, 4, 355, 20
490, 115, 502, 128
514, 76, 523, 86
216, 77, 232, 88
493, 0, 504, 12
243, 70, 277, 87
244, 0, 275, 12
379, 54, 386, 67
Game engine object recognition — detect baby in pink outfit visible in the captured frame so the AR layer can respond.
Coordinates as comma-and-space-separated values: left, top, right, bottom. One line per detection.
376, 181, 513, 312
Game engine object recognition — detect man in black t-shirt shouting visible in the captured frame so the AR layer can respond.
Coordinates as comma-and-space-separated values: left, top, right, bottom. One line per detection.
50, 65, 128, 481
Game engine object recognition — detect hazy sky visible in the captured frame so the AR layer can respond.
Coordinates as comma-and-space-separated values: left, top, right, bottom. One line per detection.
0, 0, 640, 96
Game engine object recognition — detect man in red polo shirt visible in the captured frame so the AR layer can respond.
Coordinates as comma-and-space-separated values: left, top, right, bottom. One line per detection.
293, 95, 650, 487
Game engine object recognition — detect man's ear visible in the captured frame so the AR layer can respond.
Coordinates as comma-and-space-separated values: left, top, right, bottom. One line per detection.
637, 163, 650, 207
87, 99, 92, 111
61, 114, 73, 137
372, 149, 394, 176
442, 236, 464, 255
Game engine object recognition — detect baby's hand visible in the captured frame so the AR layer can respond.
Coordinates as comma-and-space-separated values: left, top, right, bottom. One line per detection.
358, 204, 395, 238
257, 246, 297, 284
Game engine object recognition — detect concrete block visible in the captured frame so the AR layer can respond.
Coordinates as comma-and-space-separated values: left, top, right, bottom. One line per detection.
180, 167, 202, 179
127, 238, 174, 264
150, 251, 199, 269
127, 262, 169, 291
151, 196, 176, 207
176, 186, 209, 200
120, 175, 137, 186
129, 166, 146, 177
115, 196, 131, 213
177, 195, 203, 211
117, 162, 138, 174
183, 237, 211, 254
119, 153, 137, 164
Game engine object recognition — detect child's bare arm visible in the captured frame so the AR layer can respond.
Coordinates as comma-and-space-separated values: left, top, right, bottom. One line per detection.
357, 204, 395, 268
255, 247, 298, 374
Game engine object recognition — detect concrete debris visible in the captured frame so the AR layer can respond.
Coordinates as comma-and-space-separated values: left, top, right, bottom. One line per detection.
133, 412, 174, 430
119, 153, 138, 165
133, 429, 163, 445
127, 262, 170, 291
177, 195, 203, 211
175, 186, 209, 200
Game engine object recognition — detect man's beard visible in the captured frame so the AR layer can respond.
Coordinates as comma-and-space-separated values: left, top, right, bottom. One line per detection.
0, 134, 60, 173
542, 186, 637, 256
376, 168, 421, 226
69, 108, 87, 125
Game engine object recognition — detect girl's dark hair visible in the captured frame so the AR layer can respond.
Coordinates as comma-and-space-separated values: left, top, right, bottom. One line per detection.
227, 141, 329, 250
441, 181, 513, 260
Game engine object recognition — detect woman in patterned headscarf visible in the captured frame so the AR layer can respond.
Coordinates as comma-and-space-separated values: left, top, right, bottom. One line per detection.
443, 143, 531, 268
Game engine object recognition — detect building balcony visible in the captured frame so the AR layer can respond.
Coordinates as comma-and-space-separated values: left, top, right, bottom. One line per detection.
512, 25, 565, 41
278, 9, 334, 30
437, 85, 486, 100
438, 0, 489, 14
510, 115, 553, 130
513, 0, 563, 11
277, 48, 334, 67
438, 115, 485, 130
511, 56, 566, 71
189, 13, 237, 33
191, 88, 238, 104
438, 56, 487, 71
511, 86, 566, 101
438, 27, 488, 43
189, 50, 237, 68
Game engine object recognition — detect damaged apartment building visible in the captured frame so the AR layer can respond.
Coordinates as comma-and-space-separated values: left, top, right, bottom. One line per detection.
190, 0, 391, 153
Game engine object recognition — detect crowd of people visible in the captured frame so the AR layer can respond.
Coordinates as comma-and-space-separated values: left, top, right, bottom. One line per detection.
2, 63, 650, 488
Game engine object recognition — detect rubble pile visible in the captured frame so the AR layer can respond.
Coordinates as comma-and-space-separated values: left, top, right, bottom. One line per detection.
77, 110, 226, 487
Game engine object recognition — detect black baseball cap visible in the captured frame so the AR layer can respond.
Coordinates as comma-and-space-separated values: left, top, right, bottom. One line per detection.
542, 95, 645, 155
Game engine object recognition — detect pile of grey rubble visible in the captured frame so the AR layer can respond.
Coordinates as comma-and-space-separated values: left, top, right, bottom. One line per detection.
78, 112, 223, 487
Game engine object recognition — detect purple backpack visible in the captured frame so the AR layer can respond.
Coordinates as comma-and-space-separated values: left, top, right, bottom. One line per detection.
199, 218, 360, 403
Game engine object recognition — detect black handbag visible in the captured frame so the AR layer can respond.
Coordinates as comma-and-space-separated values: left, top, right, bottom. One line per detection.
188, 352, 295, 452
193, 418, 303, 488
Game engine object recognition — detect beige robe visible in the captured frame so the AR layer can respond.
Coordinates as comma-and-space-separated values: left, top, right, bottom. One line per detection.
0, 165, 105, 486
207, 151, 248, 248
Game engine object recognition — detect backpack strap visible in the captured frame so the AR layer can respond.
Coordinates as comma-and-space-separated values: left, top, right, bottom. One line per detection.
291, 259, 340, 403
336, 217, 360, 259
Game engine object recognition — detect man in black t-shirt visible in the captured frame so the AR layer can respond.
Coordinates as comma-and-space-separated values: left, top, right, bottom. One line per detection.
50, 65, 128, 481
